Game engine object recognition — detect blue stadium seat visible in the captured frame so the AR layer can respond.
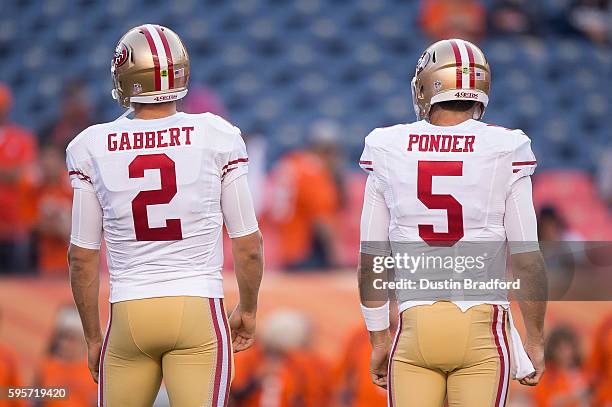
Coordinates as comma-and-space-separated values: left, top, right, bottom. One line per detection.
0, 0, 610, 168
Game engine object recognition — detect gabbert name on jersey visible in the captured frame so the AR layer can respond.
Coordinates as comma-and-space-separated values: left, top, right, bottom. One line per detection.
107, 126, 195, 151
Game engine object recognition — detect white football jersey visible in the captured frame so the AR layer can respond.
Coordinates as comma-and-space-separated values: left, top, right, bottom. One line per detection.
360, 119, 536, 245
359, 119, 540, 379
66, 112, 248, 303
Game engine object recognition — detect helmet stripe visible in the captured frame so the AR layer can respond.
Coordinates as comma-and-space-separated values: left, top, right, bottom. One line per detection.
140, 26, 161, 91
456, 40, 471, 89
146, 25, 170, 91
450, 40, 462, 89
465, 43, 476, 88
155, 26, 175, 89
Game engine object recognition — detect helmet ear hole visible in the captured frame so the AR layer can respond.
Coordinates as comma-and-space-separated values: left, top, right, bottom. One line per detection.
432, 52, 436, 63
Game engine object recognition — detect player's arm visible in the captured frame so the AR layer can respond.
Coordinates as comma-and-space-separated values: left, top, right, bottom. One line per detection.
358, 174, 392, 388
505, 175, 547, 386
222, 174, 263, 353
67, 186, 104, 383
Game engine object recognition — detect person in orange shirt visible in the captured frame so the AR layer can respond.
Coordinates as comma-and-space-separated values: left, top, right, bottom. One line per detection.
419, 0, 486, 43
532, 326, 590, 407
0, 308, 26, 407
0, 83, 37, 274
36, 306, 97, 407
231, 310, 332, 407
32, 145, 72, 276
333, 327, 387, 407
586, 314, 612, 407
267, 121, 343, 270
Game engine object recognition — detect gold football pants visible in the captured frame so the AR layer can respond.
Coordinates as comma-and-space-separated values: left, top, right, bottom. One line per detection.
389, 302, 512, 407
98, 296, 233, 407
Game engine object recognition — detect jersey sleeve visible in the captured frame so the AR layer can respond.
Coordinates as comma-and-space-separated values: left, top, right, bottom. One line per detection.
66, 137, 95, 192
510, 131, 537, 185
209, 115, 249, 186
360, 174, 391, 256
504, 176, 540, 254
222, 132, 249, 185
70, 188, 103, 249
221, 174, 259, 238
359, 130, 377, 174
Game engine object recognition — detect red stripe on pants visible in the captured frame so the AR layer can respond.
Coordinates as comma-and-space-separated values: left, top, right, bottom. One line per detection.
492, 306, 508, 407
98, 305, 113, 407
210, 298, 224, 407
218, 299, 232, 406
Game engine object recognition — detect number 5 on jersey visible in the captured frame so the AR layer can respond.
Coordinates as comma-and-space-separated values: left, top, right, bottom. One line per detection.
129, 154, 183, 241
417, 160, 464, 246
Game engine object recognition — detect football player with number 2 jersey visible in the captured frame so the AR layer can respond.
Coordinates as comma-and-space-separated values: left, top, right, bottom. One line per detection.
358, 39, 547, 407
67, 25, 263, 407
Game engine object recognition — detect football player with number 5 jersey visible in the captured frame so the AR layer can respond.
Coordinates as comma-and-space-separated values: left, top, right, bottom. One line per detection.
358, 39, 547, 407
66, 25, 263, 407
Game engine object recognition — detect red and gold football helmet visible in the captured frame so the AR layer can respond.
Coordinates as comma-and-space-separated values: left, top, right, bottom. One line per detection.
111, 24, 190, 108
411, 39, 491, 121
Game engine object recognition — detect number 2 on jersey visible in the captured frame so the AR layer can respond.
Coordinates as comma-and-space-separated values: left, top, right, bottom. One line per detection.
129, 154, 183, 241
417, 160, 464, 246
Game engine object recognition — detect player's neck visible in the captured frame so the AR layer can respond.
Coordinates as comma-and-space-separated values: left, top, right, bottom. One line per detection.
428, 110, 473, 127
132, 102, 177, 120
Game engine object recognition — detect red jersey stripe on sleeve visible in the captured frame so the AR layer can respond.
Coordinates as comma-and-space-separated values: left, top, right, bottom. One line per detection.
68, 170, 92, 184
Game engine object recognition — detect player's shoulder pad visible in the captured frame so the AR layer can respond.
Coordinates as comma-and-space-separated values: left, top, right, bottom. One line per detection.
365, 123, 412, 149
197, 112, 243, 151
508, 128, 531, 152
482, 122, 530, 151
482, 122, 525, 135
65, 122, 109, 156
200, 112, 241, 136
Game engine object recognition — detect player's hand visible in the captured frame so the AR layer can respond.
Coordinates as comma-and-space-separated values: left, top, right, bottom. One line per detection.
229, 305, 256, 353
369, 329, 392, 389
520, 337, 545, 386
87, 340, 103, 384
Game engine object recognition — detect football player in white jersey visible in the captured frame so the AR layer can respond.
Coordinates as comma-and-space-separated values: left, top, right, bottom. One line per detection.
66, 25, 263, 407
358, 39, 547, 406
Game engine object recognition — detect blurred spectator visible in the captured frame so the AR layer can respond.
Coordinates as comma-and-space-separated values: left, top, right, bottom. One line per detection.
333, 329, 387, 407
36, 306, 97, 407
489, 0, 541, 36
567, 0, 611, 44
419, 0, 486, 43
32, 144, 72, 276
538, 206, 585, 242
41, 80, 94, 149
180, 85, 228, 118
586, 314, 612, 406
0, 83, 38, 274
232, 310, 332, 407
0, 308, 25, 407
533, 326, 589, 407
266, 120, 343, 271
